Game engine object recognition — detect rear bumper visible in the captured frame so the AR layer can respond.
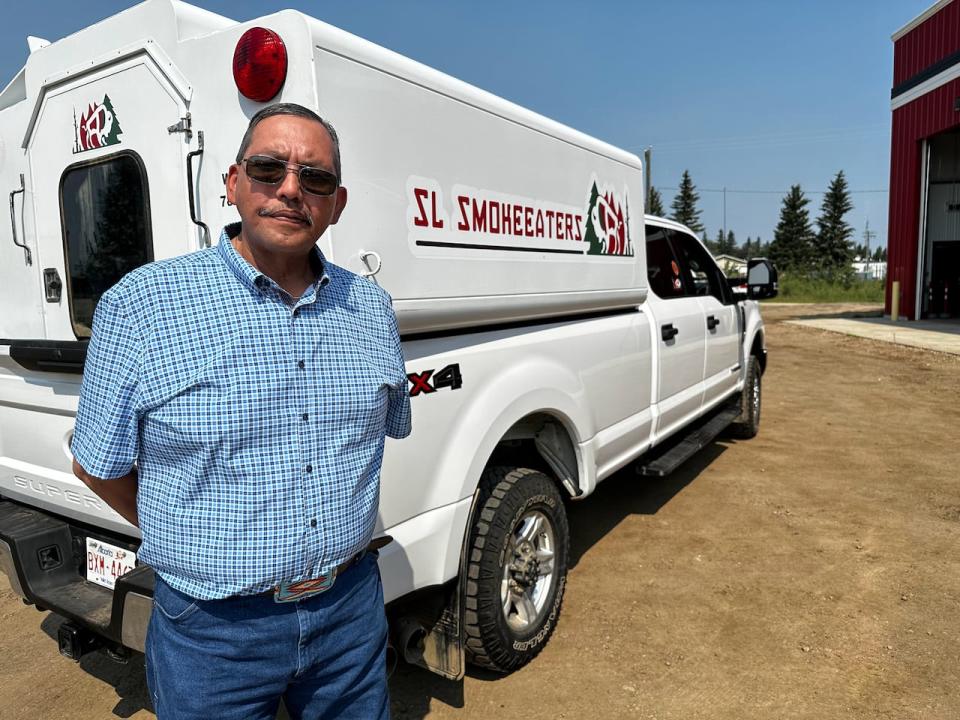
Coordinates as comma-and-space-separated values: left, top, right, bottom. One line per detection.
0, 500, 153, 652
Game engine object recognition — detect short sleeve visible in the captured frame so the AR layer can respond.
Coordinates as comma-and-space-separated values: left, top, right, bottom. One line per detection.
381, 294, 411, 439
71, 291, 143, 479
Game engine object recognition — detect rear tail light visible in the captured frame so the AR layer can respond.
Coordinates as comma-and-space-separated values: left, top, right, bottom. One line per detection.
233, 27, 287, 102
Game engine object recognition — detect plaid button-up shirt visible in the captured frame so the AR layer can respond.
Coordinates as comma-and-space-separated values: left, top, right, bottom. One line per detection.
72, 224, 411, 599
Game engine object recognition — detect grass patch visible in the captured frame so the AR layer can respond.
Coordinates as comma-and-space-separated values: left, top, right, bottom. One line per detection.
769, 276, 885, 304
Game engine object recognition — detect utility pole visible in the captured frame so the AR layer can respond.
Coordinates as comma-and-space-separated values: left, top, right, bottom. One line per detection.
863, 220, 877, 276
722, 187, 727, 241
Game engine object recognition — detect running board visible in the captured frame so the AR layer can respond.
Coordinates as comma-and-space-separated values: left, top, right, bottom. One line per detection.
637, 403, 740, 477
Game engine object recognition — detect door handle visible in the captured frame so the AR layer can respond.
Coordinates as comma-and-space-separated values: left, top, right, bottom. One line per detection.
707, 315, 720, 331
661, 323, 679, 342
8, 173, 31, 266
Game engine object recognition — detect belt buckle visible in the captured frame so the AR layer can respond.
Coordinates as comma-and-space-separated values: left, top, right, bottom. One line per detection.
273, 571, 336, 603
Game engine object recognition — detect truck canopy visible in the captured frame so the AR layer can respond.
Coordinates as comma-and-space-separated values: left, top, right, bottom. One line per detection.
0, 0, 646, 342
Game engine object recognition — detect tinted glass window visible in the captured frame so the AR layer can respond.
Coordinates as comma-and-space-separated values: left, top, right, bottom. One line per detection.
60, 153, 152, 338
645, 225, 686, 299
668, 230, 730, 304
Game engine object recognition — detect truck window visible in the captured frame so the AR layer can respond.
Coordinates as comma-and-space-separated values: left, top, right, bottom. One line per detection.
645, 226, 686, 299
59, 152, 153, 338
667, 230, 731, 304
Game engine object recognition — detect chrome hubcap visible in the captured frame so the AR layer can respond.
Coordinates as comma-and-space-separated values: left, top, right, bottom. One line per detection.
501, 510, 556, 633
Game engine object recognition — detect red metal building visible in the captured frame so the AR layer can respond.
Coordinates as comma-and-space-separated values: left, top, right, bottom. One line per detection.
889, 0, 960, 319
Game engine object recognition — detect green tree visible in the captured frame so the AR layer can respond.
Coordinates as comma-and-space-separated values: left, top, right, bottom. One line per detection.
647, 186, 665, 216
670, 170, 703, 234
101, 94, 123, 146
724, 230, 737, 256
769, 185, 815, 274
742, 236, 752, 259
714, 228, 725, 255
814, 170, 855, 278
582, 181, 603, 255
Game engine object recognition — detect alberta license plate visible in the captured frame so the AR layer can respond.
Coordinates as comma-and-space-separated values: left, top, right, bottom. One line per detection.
85, 537, 136, 590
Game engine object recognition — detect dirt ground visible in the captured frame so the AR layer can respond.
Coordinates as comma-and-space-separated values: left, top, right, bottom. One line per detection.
1, 303, 959, 720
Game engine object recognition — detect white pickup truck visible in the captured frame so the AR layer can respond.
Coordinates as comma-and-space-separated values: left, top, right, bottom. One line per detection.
0, 0, 776, 681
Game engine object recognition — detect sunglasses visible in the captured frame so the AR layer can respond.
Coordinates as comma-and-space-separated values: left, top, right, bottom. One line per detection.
241, 155, 340, 197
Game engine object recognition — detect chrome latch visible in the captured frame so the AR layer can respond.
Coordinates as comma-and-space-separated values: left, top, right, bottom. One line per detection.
43, 268, 62, 303
167, 113, 192, 139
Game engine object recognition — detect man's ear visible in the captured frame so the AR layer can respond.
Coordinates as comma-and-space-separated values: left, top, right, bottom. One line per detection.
329, 186, 348, 225
225, 164, 240, 206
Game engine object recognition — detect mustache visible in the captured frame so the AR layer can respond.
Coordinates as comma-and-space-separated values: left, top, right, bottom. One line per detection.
257, 208, 313, 226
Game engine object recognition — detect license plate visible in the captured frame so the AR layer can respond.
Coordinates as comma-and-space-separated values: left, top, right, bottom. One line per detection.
85, 537, 136, 590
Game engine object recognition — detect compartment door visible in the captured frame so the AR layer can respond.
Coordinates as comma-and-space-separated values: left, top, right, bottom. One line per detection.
24, 53, 193, 341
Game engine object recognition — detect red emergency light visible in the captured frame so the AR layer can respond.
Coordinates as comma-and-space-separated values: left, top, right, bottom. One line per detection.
233, 27, 287, 103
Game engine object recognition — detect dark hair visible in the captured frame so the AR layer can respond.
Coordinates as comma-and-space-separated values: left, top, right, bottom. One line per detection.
235, 103, 341, 180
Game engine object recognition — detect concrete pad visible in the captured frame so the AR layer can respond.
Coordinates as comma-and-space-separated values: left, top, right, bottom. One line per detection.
786, 316, 960, 356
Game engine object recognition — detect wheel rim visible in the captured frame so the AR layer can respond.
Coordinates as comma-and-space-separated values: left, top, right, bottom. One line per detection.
500, 510, 556, 633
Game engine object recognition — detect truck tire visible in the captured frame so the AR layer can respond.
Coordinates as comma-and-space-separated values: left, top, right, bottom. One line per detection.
464, 466, 569, 672
730, 354, 762, 439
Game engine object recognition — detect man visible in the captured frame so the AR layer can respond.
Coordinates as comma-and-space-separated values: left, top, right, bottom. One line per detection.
71, 103, 411, 719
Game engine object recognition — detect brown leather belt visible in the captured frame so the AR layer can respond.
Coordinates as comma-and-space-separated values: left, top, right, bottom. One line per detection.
263, 535, 392, 601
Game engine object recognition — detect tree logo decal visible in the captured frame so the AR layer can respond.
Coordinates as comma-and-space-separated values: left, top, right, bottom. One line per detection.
73, 94, 123, 153
583, 179, 633, 256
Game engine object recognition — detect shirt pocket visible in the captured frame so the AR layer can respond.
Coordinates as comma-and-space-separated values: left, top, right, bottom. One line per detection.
317, 345, 392, 433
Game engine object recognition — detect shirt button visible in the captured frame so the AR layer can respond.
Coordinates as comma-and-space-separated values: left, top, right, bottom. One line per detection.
298, 360, 305, 369
302, 413, 309, 422
310, 519, 317, 528
305, 464, 313, 473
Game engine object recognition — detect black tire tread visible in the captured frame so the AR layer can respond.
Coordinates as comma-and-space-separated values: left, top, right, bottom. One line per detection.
730, 354, 761, 439
463, 466, 568, 672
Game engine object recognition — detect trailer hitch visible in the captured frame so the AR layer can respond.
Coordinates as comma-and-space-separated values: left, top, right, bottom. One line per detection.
8, 173, 31, 266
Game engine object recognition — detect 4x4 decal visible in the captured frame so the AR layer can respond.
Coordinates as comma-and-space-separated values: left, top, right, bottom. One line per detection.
408, 363, 463, 397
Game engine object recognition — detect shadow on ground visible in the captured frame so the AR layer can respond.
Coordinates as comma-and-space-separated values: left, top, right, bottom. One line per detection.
40, 614, 153, 718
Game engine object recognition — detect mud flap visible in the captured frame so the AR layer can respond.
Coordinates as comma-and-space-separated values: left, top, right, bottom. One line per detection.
403, 488, 479, 681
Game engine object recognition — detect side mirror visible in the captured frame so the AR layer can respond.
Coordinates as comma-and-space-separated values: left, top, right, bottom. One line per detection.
746, 258, 778, 300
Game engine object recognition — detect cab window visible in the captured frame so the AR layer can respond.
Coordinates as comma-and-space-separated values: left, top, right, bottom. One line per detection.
645, 226, 686, 299
59, 152, 152, 338
667, 230, 732, 305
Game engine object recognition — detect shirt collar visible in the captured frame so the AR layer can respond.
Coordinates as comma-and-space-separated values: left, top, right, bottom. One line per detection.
217, 223, 331, 297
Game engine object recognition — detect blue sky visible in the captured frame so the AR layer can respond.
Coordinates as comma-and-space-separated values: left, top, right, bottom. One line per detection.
0, 1, 937, 249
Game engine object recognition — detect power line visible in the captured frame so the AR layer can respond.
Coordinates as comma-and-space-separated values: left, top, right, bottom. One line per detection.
655, 186, 888, 195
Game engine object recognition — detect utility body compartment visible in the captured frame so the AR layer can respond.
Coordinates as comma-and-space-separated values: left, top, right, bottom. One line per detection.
0, 0, 646, 341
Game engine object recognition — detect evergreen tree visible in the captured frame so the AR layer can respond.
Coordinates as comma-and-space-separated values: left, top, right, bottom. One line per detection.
769, 185, 815, 274
582, 181, 603, 255
725, 230, 737, 256
101, 94, 123, 146
670, 170, 703, 234
714, 228, 725, 255
814, 170, 855, 278
647, 186, 665, 216
742, 236, 752, 259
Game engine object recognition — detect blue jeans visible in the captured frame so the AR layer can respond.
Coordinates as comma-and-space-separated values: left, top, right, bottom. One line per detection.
145, 553, 389, 720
